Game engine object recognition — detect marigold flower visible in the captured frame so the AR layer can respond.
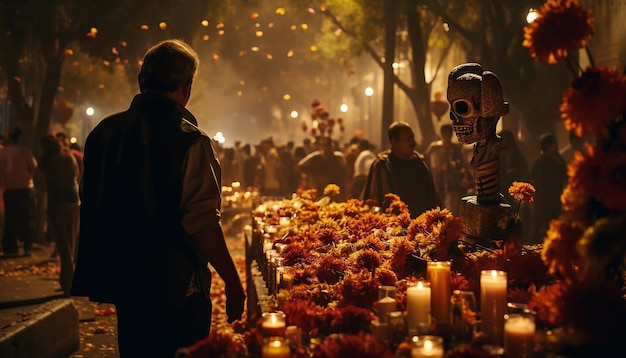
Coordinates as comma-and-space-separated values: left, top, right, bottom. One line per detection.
508, 181, 536, 203
560, 66, 626, 137
567, 144, 626, 212
352, 249, 383, 272
323, 184, 341, 197
522, 0, 594, 64
541, 219, 583, 279
414, 207, 455, 232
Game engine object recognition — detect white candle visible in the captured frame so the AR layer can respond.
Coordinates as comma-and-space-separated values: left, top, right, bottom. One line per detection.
411, 335, 444, 358
427, 261, 451, 324
480, 270, 507, 347
407, 281, 431, 334
378, 295, 397, 323
505, 314, 535, 358
279, 217, 291, 227
261, 312, 287, 338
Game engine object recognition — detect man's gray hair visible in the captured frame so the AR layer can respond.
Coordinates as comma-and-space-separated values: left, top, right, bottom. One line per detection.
138, 39, 199, 93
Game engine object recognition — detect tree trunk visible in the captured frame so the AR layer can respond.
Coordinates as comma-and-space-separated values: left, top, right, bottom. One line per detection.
405, 1, 436, 149
381, 0, 398, 149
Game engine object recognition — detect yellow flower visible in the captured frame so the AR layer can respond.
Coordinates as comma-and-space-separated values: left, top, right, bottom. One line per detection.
323, 184, 341, 197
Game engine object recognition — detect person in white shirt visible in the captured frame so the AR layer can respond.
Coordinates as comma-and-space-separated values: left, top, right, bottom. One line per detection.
351, 139, 377, 199
0, 126, 37, 257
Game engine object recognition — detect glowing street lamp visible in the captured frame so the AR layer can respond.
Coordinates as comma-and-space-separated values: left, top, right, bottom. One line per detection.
364, 87, 374, 137
526, 8, 539, 23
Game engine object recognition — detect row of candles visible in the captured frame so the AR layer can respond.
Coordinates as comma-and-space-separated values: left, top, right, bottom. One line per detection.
376, 263, 535, 357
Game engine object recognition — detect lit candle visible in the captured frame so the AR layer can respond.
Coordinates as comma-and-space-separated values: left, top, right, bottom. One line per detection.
280, 266, 294, 289
406, 281, 431, 334
261, 312, 287, 338
262, 336, 290, 358
266, 225, 278, 234
427, 261, 451, 324
411, 335, 444, 358
504, 313, 535, 358
480, 270, 507, 348
279, 217, 291, 227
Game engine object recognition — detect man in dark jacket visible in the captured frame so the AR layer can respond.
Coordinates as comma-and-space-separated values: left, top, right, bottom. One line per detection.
362, 121, 441, 218
72, 39, 245, 357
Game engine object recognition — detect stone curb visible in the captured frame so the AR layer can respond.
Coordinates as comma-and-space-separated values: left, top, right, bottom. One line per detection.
0, 299, 79, 358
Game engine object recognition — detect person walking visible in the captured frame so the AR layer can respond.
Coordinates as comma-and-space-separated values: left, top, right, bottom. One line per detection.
71, 39, 245, 357
0, 127, 37, 257
362, 121, 441, 218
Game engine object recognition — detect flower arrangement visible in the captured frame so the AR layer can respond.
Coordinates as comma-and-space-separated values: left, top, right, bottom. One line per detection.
523, 0, 626, 354
302, 99, 345, 139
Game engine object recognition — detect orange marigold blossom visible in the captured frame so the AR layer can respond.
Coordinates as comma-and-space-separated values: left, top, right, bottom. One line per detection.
567, 144, 626, 212
522, 0, 594, 64
560, 66, 626, 137
508, 181, 536, 202
541, 219, 583, 279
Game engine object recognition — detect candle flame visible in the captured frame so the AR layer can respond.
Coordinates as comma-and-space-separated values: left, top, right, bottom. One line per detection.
425, 340, 433, 350
491, 270, 498, 279
417, 281, 423, 289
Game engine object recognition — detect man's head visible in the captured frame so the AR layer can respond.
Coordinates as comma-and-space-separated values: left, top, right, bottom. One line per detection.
440, 124, 453, 143
315, 136, 334, 155
388, 122, 415, 159
539, 133, 558, 155
358, 139, 371, 151
138, 39, 199, 104
5, 127, 22, 144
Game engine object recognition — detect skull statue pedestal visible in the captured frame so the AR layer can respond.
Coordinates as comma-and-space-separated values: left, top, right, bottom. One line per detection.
447, 63, 521, 246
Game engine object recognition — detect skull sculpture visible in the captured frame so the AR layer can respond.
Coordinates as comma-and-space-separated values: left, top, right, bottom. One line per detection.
447, 63, 509, 144
447, 63, 509, 203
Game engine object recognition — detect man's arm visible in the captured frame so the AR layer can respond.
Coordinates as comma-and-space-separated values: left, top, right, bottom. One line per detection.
181, 136, 245, 322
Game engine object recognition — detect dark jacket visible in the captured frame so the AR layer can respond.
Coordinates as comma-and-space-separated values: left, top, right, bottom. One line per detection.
72, 93, 210, 307
362, 150, 441, 218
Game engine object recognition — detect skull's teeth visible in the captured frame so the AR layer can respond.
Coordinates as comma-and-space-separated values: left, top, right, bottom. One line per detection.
453, 125, 472, 134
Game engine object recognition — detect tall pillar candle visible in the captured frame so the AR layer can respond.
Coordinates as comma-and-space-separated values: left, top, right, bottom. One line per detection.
427, 261, 451, 324
480, 270, 507, 348
406, 280, 431, 334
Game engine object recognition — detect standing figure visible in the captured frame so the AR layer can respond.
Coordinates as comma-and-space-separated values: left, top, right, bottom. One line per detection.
297, 136, 347, 199
425, 124, 465, 214
38, 134, 79, 295
71, 39, 245, 357
0, 127, 37, 257
351, 139, 377, 199
529, 133, 568, 244
362, 122, 440, 218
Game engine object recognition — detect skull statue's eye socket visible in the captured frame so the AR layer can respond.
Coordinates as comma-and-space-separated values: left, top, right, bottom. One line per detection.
452, 99, 475, 118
